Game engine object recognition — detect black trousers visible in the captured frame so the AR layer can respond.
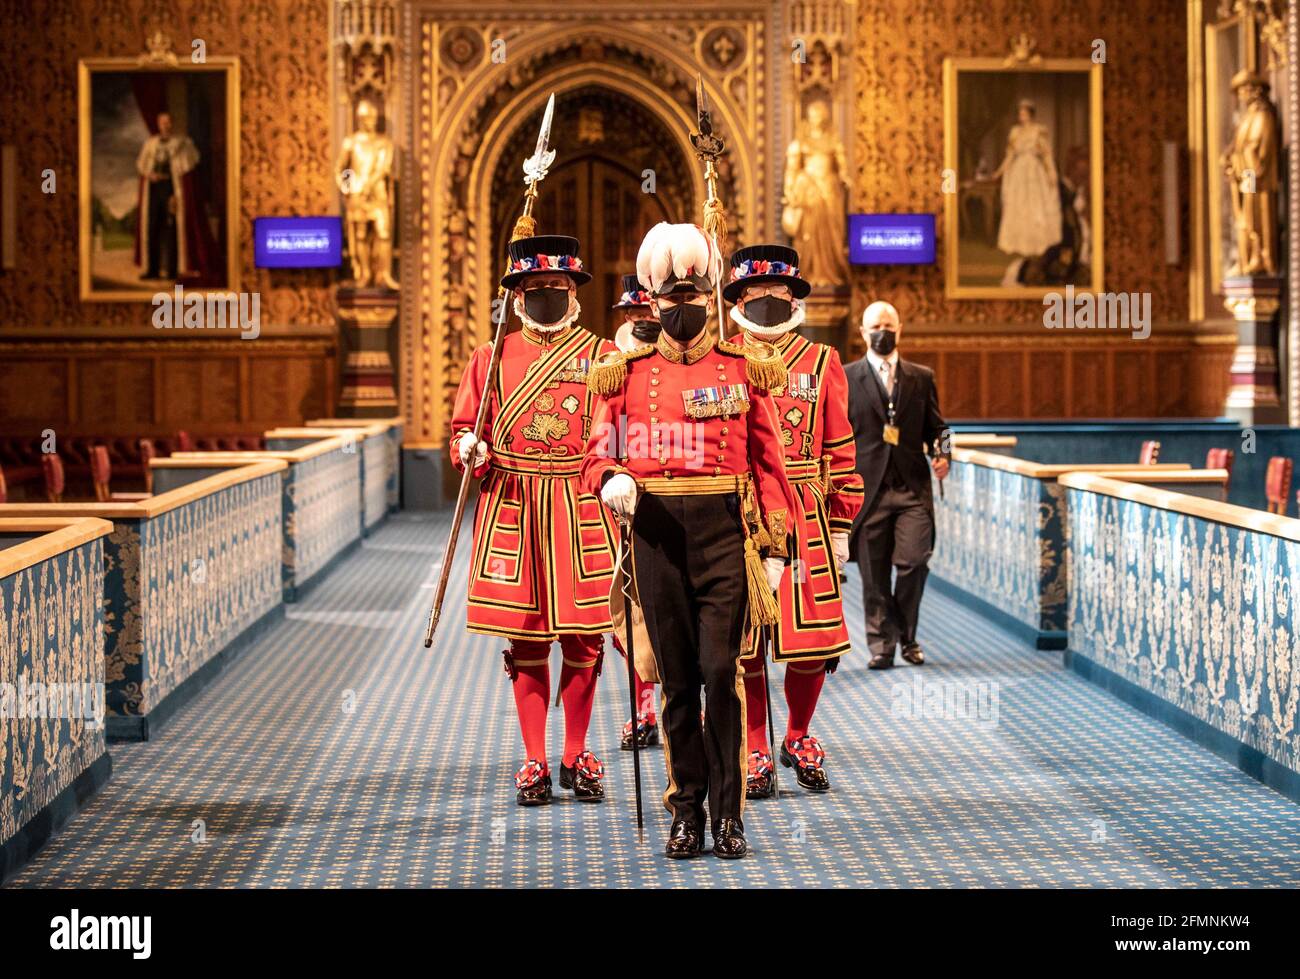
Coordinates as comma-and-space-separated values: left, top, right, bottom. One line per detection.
146, 180, 177, 279
855, 484, 934, 658
632, 492, 747, 830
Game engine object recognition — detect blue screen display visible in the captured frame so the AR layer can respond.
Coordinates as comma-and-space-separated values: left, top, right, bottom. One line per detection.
848, 213, 936, 265
254, 216, 343, 269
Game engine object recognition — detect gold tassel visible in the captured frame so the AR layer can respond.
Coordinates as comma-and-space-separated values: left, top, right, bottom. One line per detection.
587, 351, 627, 396
744, 537, 781, 627
703, 197, 728, 249
511, 213, 537, 241
745, 349, 788, 392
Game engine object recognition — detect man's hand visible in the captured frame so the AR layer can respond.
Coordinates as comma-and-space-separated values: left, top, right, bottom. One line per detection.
764, 556, 785, 592
601, 473, 638, 519
932, 456, 950, 481
457, 432, 489, 470
830, 532, 850, 569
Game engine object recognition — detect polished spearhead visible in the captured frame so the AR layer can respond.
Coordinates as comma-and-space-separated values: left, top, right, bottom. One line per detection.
690, 74, 725, 159
522, 92, 557, 186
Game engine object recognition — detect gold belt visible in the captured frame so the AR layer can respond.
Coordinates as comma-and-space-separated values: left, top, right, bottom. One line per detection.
493, 455, 582, 477
784, 459, 821, 484
638, 474, 745, 496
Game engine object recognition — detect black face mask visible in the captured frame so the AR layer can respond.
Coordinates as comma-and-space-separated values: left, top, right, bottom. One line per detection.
630, 318, 661, 342
522, 287, 570, 325
658, 302, 709, 342
744, 296, 792, 327
869, 329, 897, 356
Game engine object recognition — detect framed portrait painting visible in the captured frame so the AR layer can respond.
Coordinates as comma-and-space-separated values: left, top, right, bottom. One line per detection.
943, 55, 1104, 299
78, 43, 239, 301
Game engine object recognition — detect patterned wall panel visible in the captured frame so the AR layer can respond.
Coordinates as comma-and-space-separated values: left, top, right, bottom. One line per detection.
282, 447, 362, 595
932, 459, 1067, 635
362, 433, 388, 530
1, 537, 105, 844
103, 472, 282, 718
1068, 488, 1300, 776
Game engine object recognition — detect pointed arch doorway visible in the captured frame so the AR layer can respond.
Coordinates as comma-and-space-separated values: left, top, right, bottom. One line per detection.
489, 88, 696, 337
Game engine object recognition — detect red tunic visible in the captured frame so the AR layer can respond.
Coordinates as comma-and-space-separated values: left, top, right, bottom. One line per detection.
746, 332, 865, 661
580, 335, 799, 558
450, 324, 618, 641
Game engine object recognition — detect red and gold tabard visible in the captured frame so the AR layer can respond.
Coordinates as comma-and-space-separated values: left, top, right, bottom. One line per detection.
745, 331, 864, 661
580, 331, 798, 562
450, 323, 618, 641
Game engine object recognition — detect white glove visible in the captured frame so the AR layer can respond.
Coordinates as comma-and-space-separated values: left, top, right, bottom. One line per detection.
831, 532, 850, 569
601, 473, 638, 518
457, 432, 488, 469
764, 556, 785, 592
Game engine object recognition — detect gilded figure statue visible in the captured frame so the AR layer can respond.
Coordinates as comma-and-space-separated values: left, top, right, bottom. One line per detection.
781, 100, 850, 286
1221, 70, 1279, 277
335, 98, 399, 290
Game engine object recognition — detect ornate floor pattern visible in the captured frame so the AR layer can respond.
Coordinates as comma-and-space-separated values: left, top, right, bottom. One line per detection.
6, 512, 1300, 888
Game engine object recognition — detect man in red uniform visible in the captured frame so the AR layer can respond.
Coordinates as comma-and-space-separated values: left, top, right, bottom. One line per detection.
451, 234, 618, 807
725, 244, 865, 797
583, 223, 798, 859
609, 271, 662, 751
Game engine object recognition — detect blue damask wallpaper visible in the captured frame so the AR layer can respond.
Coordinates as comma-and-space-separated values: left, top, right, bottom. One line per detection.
1, 537, 105, 844
1069, 488, 1300, 776
104, 472, 282, 718
932, 461, 1068, 635
362, 433, 387, 532
282, 447, 362, 597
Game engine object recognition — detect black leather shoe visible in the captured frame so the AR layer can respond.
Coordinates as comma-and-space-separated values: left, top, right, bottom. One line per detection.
868, 652, 895, 669
745, 750, 775, 799
781, 737, 830, 792
557, 751, 605, 802
901, 642, 925, 665
620, 716, 660, 750
665, 819, 704, 859
712, 818, 748, 859
514, 760, 552, 806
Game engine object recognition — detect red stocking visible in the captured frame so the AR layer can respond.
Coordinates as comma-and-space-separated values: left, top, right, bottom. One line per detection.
507, 640, 551, 766
558, 635, 602, 765
784, 662, 827, 745
742, 659, 770, 755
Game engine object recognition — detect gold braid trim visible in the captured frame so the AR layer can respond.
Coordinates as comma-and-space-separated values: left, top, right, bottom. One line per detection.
719, 337, 787, 391
766, 508, 789, 558
587, 346, 653, 396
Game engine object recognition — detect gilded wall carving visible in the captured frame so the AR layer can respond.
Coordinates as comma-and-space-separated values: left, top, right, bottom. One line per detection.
851, 0, 1189, 327
406, 5, 768, 444
0, 0, 336, 333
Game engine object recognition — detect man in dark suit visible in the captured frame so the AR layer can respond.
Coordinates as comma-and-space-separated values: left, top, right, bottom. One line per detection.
845, 301, 950, 669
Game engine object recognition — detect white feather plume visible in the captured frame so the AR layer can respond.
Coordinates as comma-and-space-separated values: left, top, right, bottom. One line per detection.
636, 222, 720, 292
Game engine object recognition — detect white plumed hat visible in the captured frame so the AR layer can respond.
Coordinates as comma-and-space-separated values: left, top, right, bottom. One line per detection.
635, 222, 722, 295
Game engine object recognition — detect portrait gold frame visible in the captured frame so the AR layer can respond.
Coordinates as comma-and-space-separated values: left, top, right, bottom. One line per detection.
78, 49, 240, 302
942, 56, 1104, 300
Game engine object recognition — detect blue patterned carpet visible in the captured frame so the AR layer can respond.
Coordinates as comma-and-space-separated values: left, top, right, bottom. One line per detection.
6, 512, 1300, 888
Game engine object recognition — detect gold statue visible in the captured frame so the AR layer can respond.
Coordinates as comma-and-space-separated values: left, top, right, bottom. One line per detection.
781, 100, 850, 286
1221, 70, 1279, 277
335, 99, 399, 290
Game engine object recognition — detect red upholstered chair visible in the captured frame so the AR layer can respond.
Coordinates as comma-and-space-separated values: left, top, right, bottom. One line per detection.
1205, 448, 1234, 501
138, 438, 158, 495
42, 454, 65, 503
176, 429, 195, 452
90, 445, 112, 503
1138, 440, 1161, 465
1266, 457, 1293, 515
0, 465, 7, 504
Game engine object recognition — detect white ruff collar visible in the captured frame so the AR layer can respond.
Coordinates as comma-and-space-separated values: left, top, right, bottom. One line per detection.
729, 300, 805, 339
514, 294, 582, 333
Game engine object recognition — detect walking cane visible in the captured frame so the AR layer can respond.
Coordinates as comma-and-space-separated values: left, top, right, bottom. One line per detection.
618, 516, 645, 839
759, 623, 779, 798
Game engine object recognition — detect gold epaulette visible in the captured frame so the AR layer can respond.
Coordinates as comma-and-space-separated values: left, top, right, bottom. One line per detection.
718, 337, 788, 392
587, 345, 655, 396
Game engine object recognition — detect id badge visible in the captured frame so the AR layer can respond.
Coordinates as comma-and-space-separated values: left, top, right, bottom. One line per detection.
882, 424, 900, 445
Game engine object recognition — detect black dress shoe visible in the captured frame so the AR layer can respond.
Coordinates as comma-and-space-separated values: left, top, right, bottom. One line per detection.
745, 750, 775, 799
781, 737, 830, 792
901, 642, 925, 665
665, 819, 704, 859
620, 716, 660, 750
514, 760, 553, 807
868, 652, 895, 669
711, 818, 747, 859
557, 750, 605, 802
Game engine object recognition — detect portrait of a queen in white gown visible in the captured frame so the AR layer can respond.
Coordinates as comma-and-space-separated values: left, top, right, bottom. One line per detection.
992, 99, 1061, 256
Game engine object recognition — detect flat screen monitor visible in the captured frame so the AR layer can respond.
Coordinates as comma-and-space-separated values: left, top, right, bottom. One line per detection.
254, 216, 343, 269
848, 213, 936, 265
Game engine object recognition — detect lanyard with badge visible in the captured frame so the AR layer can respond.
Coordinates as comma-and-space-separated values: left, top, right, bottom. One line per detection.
881, 364, 899, 445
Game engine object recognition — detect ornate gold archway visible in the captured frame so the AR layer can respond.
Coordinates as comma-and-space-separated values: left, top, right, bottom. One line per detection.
403, 8, 771, 444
